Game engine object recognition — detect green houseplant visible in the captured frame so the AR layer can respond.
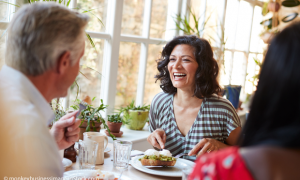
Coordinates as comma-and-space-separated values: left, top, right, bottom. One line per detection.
70, 98, 116, 140
120, 100, 150, 130
106, 114, 123, 137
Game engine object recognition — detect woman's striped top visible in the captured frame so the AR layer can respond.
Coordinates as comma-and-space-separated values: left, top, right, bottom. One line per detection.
149, 92, 241, 161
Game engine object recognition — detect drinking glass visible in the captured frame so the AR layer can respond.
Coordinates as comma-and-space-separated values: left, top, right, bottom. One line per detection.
113, 140, 132, 169
182, 166, 193, 180
78, 140, 98, 169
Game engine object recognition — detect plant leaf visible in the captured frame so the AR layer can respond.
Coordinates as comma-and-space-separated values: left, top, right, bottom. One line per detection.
86, 33, 96, 51
0, 1, 20, 7
79, 71, 89, 80
73, 80, 80, 100
80, 65, 102, 75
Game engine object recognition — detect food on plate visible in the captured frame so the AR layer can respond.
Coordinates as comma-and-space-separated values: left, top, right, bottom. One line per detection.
139, 149, 177, 166
81, 170, 118, 180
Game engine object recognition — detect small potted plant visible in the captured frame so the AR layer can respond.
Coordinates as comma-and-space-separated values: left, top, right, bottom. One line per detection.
120, 100, 150, 130
70, 98, 116, 140
106, 114, 124, 137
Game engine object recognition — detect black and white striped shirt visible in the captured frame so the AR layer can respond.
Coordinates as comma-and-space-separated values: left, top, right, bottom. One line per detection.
149, 92, 241, 161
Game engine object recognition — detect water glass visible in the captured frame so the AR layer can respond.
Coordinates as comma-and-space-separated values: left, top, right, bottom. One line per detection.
113, 140, 132, 169
78, 140, 98, 169
182, 166, 193, 180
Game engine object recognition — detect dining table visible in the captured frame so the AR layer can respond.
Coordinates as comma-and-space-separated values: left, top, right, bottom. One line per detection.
64, 143, 183, 180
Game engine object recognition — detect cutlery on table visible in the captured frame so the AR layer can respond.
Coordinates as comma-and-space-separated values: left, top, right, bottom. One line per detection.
175, 153, 196, 158
144, 166, 173, 168
130, 153, 144, 157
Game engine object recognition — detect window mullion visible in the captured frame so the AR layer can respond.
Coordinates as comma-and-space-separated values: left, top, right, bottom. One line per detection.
136, 0, 152, 106
100, 0, 123, 116
198, 0, 207, 37
165, 0, 181, 40
242, 3, 255, 95
70, 0, 77, 9
179, 0, 190, 36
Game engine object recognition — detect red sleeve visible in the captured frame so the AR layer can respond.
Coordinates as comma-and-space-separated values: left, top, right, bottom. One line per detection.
188, 147, 254, 180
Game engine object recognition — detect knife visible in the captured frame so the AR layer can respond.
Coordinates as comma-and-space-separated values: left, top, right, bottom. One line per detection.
144, 166, 172, 168
130, 153, 144, 157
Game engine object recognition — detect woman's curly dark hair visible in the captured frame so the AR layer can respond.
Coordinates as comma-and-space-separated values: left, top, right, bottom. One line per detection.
155, 35, 221, 98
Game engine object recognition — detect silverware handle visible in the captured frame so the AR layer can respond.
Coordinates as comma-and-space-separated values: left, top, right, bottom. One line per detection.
130, 153, 144, 157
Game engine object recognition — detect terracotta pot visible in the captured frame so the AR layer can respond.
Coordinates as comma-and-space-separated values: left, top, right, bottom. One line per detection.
107, 121, 122, 133
79, 120, 102, 140
268, 2, 280, 12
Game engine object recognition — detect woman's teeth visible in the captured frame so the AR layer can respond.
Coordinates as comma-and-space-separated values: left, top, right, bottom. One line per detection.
174, 73, 186, 79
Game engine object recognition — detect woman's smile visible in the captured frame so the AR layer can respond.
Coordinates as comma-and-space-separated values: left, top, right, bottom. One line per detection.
173, 72, 187, 80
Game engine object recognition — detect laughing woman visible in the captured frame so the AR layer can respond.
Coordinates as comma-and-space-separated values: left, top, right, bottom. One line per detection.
147, 35, 241, 161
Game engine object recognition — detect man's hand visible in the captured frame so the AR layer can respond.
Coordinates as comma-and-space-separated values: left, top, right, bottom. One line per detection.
50, 110, 81, 150
147, 128, 166, 149
188, 138, 228, 157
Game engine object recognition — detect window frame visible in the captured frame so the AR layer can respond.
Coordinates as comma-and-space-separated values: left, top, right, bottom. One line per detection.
0, 0, 264, 116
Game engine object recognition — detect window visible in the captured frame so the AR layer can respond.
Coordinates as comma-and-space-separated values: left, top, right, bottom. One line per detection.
69, 39, 105, 107
115, 42, 141, 109
0, 0, 264, 115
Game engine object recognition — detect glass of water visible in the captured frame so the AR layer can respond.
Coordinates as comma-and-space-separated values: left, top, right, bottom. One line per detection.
113, 140, 132, 169
78, 140, 98, 169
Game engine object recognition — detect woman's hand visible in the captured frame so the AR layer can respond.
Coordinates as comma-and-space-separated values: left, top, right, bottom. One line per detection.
188, 138, 228, 157
147, 128, 166, 149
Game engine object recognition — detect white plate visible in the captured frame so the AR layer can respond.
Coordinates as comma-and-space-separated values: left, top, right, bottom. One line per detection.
63, 170, 131, 180
75, 142, 111, 153
104, 147, 111, 153
131, 156, 195, 177
62, 158, 72, 169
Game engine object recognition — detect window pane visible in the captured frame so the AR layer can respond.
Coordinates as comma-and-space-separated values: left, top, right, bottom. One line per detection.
77, 0, 107, 32
234, 1, 253, 51
0, 30, 5, 69
245, 53, 263, 94
224, 0, 239, 49
121, 0, 144, 36
220, 50, 233, 86
190, 0, 202, 22
231, 52, 247, 87
69, 39, 104, 107
203, 0, 222, 47
189, 0, 203, 37
249, 6, 265, 53
115, 42, 141, 109
149, 0, 168, 39
144, 44, 163, 105
0, 1, 8, 22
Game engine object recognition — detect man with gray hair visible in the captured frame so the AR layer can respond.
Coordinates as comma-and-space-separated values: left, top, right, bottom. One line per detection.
0, 2, 89, 177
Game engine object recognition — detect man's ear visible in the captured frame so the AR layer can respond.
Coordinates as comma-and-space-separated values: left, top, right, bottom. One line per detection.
56, 51, 71, 74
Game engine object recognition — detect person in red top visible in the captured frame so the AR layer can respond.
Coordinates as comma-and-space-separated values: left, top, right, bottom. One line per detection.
189, 22, 300, 180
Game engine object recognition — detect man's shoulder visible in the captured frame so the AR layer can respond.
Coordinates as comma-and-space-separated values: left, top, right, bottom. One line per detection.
1, 91, 43, 128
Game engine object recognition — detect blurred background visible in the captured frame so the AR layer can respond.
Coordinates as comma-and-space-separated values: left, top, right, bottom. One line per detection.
0, 0, 296, 116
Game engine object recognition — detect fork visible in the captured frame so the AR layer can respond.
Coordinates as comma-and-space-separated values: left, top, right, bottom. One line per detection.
175, 153, 196, 158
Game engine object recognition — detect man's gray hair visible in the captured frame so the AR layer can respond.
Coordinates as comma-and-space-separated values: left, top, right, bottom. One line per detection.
5, 2, 89, 76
